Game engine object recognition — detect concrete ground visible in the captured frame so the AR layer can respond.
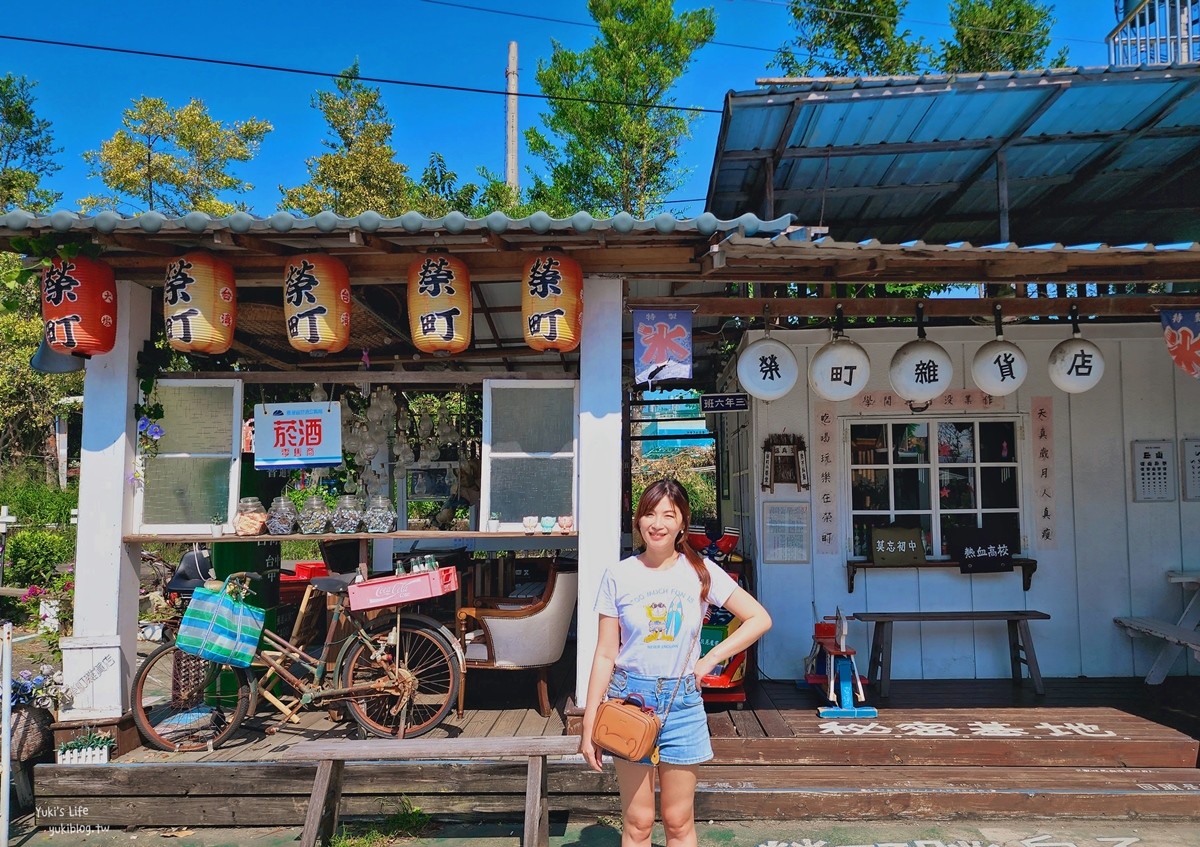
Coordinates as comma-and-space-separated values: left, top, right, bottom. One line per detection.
7, 813, 1200, 847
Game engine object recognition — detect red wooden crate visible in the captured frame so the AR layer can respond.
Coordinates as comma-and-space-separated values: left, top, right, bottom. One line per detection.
347, 567, 459, 612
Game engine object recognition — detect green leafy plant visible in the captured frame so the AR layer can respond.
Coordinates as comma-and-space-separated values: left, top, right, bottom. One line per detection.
57, 727, 114, 754
19, 565, 74, 657
329, 797, 433, 846
3, 233, 101, 313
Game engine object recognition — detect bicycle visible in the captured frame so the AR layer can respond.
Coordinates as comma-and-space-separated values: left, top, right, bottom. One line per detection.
130, 569, 464, 752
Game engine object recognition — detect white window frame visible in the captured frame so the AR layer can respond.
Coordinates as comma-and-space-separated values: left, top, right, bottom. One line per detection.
845, 416, 1023, 559
133, 378, 243, 534
479, 379, 579, 532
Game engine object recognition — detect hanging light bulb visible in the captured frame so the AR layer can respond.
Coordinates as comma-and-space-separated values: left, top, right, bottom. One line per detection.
310, 383, 328, 403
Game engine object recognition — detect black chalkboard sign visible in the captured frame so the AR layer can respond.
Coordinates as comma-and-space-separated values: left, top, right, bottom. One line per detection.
947, 526, 1015, 574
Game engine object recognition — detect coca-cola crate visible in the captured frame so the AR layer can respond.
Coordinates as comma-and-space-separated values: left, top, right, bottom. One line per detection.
347, 567, 459, 612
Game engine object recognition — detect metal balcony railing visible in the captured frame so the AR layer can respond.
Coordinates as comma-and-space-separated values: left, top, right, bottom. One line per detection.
1108, 0, 1200, 65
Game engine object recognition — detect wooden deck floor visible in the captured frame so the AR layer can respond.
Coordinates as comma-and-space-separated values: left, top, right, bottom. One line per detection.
36, 666, 1200, 827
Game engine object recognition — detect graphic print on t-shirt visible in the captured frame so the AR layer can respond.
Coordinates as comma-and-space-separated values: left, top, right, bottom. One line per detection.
644, 597, 685, 642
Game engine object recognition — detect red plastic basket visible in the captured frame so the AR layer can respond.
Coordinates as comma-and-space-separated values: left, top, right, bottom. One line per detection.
347, 567, 459, 612
294, 561, 329, 580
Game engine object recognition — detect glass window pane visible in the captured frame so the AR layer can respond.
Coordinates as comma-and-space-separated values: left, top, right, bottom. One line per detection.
937, 422, 975, 464
894, 468, 930, 510
940, 514, 979, 557
489, 457, 573, 521
490, 388, 574, 454
852, 515, 891, 558
982, 512, 1021, 552
142, 457, 232, 524
891, 514, 932, 555
892, 423, 928, 463
981, 466, 1019, 508
851, 469, 889, 510
979, 422, 1016, 463
154, 385, 234, 455
850, 424, 888, 465
938, 467, 977, 509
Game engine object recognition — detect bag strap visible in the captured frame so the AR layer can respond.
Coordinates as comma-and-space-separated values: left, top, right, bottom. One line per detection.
658, 618, 702, 727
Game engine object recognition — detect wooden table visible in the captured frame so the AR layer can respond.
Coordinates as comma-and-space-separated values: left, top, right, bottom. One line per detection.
852, 610, 1051, 698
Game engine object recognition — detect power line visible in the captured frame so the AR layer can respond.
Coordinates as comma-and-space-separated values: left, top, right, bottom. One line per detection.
0, 32, 721, 115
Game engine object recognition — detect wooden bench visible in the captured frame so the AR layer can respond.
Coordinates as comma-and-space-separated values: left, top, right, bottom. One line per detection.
846, 558, 1038, 593
280, 735, 582, 847
852, 610, 1050, 698
1114, 616, 1200, 682
1114, 571, 1200, 684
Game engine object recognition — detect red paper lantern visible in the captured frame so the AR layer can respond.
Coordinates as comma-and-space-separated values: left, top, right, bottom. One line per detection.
40, 256, 117, 358
283, 254, 351, 355
408, 254, 472, 354
164, 252, 237, 354
521, 252, 582, 352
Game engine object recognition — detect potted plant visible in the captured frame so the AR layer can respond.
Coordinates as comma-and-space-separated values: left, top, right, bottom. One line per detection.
55, 727, 116, 764
487, 511, 501, 532
210, 513, 225, 538
8, 666, 63, 762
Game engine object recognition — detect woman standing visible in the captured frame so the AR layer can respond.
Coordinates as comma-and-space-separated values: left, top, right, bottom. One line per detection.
580, 478, 772, 847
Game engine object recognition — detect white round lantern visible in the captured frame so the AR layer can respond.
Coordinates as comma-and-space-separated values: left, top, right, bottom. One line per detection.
737, 337, 799, 401
1048, 334, 1105, 393
809, 336, 871, 401
971, 338, 1028, 396
889, 338, 953, 404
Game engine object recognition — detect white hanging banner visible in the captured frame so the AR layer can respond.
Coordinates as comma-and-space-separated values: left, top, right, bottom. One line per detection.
812, 401, 840, 555
254, 402, 343, 469
1031, 396, 1057, 549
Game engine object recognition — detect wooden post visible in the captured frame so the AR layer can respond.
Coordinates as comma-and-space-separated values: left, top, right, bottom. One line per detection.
60, 280, 151, 722
576, 276, 623, 709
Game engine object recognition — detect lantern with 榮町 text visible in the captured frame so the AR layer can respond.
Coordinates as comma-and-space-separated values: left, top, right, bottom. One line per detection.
283, 254, 351, 355
163, 252, 237, 354
41, 255, 117, 358
408, 254, 471, 354
521, 252, 582, 352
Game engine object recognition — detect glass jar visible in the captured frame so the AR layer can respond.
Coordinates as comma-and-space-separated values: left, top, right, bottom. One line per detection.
363, 495, 396, 533
298, 495, 330, 535
234, 497, 267, 536
266, 496, 297, 535
331, 495, 363, 534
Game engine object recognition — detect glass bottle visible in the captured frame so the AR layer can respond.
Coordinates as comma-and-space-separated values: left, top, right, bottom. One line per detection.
331, 495, 363, 534
266, 496, 297, 536
234, 496, 267, 536
363, 495, 396, 533
298, 495, 331, 535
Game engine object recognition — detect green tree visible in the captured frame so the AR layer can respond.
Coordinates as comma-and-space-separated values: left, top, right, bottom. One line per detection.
773, 0, 930, 77
80, 97, 272, 216
280, 63, 421, 216
0, 73, 62, 213
938, 0, 1069, 72
526, 0, 715, 218
0, 306, 82, 467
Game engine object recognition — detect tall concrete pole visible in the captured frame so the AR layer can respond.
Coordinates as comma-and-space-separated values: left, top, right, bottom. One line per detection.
506, 41, 519, 192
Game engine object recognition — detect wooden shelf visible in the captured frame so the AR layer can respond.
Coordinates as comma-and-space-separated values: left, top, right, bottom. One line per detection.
123, 531, 578, 544
846, 558, 1037, 593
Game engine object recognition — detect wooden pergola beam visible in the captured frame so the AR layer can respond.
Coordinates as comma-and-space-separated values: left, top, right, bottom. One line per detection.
626, 295, 1198, 318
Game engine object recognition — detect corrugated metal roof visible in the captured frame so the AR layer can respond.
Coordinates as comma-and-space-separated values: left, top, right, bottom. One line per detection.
707, 64, 1200, 247
0, 208, 795, 239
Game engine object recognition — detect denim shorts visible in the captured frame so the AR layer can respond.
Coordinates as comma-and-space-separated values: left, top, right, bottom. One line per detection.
606, 668, 712, 766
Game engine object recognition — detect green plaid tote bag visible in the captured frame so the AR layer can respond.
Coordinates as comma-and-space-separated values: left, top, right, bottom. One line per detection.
175, 577, 265, 668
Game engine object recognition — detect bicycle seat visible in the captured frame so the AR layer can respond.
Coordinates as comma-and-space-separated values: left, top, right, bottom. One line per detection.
165, 549, 214, 595
310, 572, 358, 595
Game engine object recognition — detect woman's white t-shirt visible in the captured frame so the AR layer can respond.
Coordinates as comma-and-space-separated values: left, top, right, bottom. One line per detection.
594, 554, 738, 677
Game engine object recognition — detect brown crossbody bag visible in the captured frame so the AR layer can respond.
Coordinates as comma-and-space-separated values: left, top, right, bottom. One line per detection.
592, 620, 702, 765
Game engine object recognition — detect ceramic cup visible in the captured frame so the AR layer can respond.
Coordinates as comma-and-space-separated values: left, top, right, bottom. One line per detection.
540, 516, 556, 534
557, 515, 574, 533
522, 516, 539, 535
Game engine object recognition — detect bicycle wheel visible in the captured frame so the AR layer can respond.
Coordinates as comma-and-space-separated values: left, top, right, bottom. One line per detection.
131, 642, 251, 752
339, 618, 461, 738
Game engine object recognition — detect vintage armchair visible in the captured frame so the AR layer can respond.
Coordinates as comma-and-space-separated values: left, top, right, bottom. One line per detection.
455, 565, 578, 717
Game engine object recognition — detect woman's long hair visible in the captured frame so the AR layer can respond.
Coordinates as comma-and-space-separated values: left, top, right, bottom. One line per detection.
633, 478, 711, 602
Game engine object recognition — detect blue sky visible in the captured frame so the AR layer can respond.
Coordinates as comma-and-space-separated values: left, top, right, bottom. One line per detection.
2, 0, 1121, 219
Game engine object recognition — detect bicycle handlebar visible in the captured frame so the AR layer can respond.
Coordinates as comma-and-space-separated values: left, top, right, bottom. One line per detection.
223, 571, 264, 583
